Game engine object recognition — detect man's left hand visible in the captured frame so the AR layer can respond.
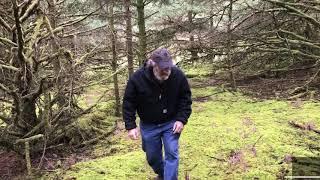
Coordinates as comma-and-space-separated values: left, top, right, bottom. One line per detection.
173, 121, 184, 134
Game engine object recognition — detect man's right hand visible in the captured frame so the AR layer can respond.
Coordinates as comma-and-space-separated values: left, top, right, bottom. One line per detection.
128, 127, 139, 140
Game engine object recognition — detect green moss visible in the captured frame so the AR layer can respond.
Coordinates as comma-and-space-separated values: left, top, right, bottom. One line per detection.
95, 101, 116, 115
64, 151, 153, 180
181, 63, 214, 78
43, 82, 320, 179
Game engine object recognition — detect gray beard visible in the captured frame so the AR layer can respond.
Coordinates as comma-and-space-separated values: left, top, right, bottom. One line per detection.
153, 69, 170, 82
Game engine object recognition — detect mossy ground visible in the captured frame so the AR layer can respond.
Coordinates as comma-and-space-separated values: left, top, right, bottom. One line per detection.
42, 67, 320, 179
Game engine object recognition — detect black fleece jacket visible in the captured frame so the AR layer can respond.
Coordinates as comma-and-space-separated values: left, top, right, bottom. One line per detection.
122, 65, 192, 130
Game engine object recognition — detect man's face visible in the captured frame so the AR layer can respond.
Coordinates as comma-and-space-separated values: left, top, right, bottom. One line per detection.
153, 64, 171, 81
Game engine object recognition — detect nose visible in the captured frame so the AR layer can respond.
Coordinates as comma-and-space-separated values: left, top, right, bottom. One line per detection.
160, 68, 170, 73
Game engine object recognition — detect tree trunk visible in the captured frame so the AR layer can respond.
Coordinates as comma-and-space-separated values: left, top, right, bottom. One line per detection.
9, 0, 38, 137
136, 0, 147, 66
209, 4, 215, 69
125, 0, 134, 77
227, 0, 236, 90
188, 10, 198, 63
108, 1, 121, 117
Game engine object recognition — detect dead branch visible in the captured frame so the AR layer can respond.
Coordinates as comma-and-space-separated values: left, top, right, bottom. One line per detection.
19, 0, 40, 23
19, 0, 32, 15
0, 64, 19, 71
275, 1, 320, 13
62, 25, 107, 38
15, 134, 44, 144
256, 47, 320, 60
77, 64, 128, 89
0, 16, 12, 31
74, 42, 102, 66
290, 62, 320, 95
288, 121, 320, 135
283, 38, 320, 51
57, 2, 107, 28
23, 122, 45, 138
0, 37, 17, 46
264, 0, 320, 28
278, 29, 314, 43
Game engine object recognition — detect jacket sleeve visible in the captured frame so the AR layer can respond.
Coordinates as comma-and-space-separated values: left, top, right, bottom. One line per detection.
175, 74, 192, 125
122, 78, 138, 130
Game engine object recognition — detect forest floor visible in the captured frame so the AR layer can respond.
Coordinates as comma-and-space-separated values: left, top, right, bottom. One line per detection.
2, 65, 320, 179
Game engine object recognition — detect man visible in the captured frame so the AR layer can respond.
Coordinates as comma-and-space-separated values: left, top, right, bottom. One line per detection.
122, 48, 192, 180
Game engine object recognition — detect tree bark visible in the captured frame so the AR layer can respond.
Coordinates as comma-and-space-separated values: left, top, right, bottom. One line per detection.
125, 0, 134, 77
108, 1, 121, 117
136, 0, 147, 66
9, 0, 38, 136
226, 0, 236, 90
188, 9, 198, 63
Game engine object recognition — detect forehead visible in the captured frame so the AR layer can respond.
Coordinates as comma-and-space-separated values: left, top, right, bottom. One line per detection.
155, 65, 171, 71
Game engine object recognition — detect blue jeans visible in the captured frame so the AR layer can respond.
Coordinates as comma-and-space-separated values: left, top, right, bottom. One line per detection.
140, 120, 180, 180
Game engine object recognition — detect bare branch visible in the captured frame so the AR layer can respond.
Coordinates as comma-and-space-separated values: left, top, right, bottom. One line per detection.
278, 29, 313, 42
264, 0, 320, 28
78, 63, 128, 89
74, 41, 103, 66
0, 16, 12, 31
62, 24, 107, 38
256, 47, 320, 59
19, 0, 40, 23
145, 11, 159, 20
57, 2, 107, 27
0, 64, 20, 71
18, 0, 31, 8
15, 134, 44, 144
0, 37, 17, 46
279, 2, 320, 12
282, 38, 320, 51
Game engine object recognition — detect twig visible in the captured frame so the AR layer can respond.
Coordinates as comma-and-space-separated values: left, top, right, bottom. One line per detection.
206, 155, 226, 162
192, 91, 225, 101
37, 137, 47, 169
253, 135, 263, 147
